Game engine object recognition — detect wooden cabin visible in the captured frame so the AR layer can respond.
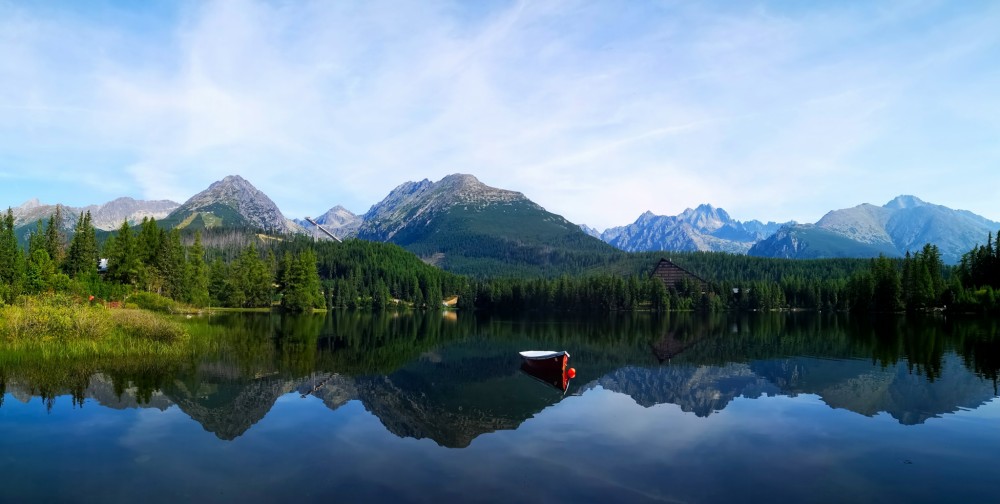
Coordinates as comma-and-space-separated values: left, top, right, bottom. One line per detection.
650, 258, 707, 291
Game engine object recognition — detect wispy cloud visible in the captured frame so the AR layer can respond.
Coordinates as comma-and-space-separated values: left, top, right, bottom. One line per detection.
1, 0, 999, 228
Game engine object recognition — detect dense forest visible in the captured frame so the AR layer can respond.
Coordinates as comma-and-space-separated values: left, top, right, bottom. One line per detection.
2, 205, 999, 314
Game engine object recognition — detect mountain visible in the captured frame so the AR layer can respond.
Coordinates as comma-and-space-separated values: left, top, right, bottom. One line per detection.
579, 224, 602, 239
160, 175, 305, 234
749, 196, 1000, 263
356, 174, 617, 275
9, 197, 180, 245
595, 205, 786, 254
295, 205, 362, 240
83, 197, 180, 230
11, 197, 179, 232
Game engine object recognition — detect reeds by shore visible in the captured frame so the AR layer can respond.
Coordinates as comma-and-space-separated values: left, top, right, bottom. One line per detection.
0, 294, 189, 360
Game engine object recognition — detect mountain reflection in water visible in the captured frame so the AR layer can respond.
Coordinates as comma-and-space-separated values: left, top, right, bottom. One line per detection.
2, 312, 998, 446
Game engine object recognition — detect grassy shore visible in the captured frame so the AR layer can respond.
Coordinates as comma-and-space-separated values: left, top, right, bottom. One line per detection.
0, 294, 190, 360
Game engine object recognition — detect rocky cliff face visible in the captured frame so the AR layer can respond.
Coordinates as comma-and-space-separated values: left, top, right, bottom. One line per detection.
597, 205, 785, 254
163, 175, 305, 234
84, 197, 179, 230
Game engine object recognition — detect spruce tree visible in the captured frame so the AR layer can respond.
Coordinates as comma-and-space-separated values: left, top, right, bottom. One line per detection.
157, 229, 186, 299
0, 208, 26, 302
44, 205, 66, 266
208, 258, 229, 306
64, 211, 99, 278
25, 248, 55, 293
107, 220, 141, 286
186, 231, 210, 307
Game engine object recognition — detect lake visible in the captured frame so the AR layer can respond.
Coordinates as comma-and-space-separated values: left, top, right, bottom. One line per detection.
1, 311, 998, 503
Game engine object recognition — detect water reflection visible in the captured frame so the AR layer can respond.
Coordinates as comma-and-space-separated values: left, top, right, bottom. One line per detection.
2, 312, 999, 445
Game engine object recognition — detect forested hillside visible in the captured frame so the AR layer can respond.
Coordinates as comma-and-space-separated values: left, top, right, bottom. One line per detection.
2, 205, 999, 315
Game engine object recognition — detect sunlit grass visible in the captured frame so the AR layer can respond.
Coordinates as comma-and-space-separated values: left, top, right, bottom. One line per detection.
0, 294, 190, 361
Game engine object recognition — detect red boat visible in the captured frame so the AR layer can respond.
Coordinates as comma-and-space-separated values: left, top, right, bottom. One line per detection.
519, 350, 569, 373
519, 351, 572, 392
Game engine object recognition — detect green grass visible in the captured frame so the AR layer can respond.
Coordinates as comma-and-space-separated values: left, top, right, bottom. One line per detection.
0, 294, 190, 360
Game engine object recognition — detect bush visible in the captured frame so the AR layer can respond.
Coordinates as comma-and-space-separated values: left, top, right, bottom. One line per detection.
128, 292, 182, 314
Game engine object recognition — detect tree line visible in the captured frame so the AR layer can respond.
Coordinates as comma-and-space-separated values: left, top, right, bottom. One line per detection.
0, 210, 325, 313
460, 235, 1000, 314
3, 205, 1000, 314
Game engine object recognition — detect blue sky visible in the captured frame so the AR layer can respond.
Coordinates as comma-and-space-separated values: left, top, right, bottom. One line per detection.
2, 0, 999, 230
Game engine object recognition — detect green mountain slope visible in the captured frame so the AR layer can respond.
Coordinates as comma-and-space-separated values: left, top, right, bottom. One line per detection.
356, 174, 618, 277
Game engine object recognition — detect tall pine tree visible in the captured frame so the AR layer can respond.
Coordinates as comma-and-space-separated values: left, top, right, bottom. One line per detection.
186, 231, 210, 307
107, 220, 141, 286
0, 208, 26, 303
64, 211, 99, 278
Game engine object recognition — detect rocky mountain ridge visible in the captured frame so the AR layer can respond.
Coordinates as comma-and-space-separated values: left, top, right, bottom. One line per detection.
748, 195, 1000, 263
9, 176, 999, 265
357, 173, 536, 242
10, 197, 179, 232
595, 204, 787, 254
160, 175, 305, 235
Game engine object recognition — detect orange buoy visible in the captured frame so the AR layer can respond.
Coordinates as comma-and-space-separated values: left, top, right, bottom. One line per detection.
566, 368, 577, 379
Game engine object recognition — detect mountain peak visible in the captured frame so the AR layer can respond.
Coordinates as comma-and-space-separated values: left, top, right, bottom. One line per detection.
297, 205, 361, 240
164, 175, 302, 234
213, 174, 253, 188
599, 204, 781, 254
439, 173, 482, 187
359, 174, 548, 244
885, 195, 927, 210
18, 198, 42, 210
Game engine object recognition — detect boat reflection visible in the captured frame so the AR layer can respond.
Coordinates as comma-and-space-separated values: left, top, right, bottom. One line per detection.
519, 361, 572, 393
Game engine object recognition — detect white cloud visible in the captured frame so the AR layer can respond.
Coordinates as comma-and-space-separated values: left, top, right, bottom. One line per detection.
1, 0, 999, 227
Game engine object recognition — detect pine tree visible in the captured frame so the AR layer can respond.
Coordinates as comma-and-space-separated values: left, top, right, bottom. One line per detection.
44, 205, 66, 266
208, 258, 229, 306
871, 255, 903, 312
156, 229, 186, 299
64, 211, 99, 278
136, 217, 162, 267
231, 244, 272, 308
280, 249, 324, 312
107, 220, 141, 286
25, 248, 56, 293
0, 208, 26, 303
186, 231, 210, 307
300, 248, 323, 309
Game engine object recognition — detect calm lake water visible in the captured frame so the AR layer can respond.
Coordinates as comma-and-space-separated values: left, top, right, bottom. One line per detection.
2, 311, 998, 503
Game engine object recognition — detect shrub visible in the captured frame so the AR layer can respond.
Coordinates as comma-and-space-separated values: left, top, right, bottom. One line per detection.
128, 292, 182, 314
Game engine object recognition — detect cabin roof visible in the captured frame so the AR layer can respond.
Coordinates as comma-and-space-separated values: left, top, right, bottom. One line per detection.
650, 258, 707, 287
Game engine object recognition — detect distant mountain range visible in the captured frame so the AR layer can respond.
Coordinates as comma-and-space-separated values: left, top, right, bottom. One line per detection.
587, 195, 999, 264
747, 195, 1000, 264
594, 204, 788, 254
11, 196, 179, 232
6, 174, 998, 266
